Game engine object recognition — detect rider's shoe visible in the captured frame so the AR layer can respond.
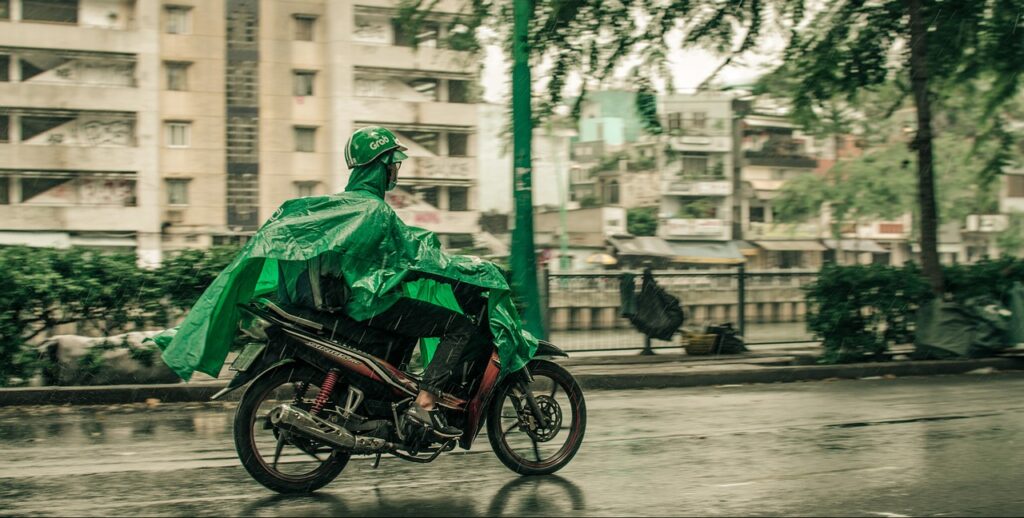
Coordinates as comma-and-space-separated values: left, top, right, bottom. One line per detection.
405, 403, 462, 440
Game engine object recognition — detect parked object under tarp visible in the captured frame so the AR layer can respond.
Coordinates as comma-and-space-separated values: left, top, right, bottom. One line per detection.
620, 269, 685, 341
914, 297, 1015, 359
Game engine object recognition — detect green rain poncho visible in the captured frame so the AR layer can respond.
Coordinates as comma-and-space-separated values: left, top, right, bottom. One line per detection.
158, 160, 537, 381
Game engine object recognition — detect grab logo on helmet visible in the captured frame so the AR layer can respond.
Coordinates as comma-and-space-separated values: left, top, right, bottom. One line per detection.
368, 135, 391, 151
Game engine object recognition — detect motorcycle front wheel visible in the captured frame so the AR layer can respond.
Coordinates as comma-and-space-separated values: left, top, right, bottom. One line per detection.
487, 359, 587, 476
233, 364, 350, 493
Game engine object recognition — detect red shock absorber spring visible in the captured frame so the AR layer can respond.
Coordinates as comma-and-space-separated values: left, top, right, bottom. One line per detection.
311, 369, 339, 416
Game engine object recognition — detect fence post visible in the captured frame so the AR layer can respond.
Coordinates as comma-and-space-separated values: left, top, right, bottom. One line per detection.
738, 263, 746, 339
540, 265, 551, 338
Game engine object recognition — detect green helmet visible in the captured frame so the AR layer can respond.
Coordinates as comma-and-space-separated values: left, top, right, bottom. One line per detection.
345, 126, 408, 169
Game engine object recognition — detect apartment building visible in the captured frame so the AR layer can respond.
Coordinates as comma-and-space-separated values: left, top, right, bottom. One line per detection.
0, 0, 163, 264
0, 0, 482, 259
656, 92, 739, 243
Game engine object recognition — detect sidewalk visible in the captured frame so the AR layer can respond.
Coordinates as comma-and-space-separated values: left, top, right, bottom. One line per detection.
2, 346, 1023, 406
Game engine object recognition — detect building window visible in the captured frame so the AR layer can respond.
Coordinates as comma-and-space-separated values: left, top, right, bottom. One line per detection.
166, 179, 190, 205
449, 187, 469, 211
692, 111, 707, 129
165, 61, 190, 91
165, 121, 191, 147
448, 80, 470, 103
749, 206, 765, 223
165, 6, 191, 34
402, 131, 439, 154
293, 70, 315, 96
23, 0, 79, 24
667, 113, 682, 133
0, 177, 7, 204
605, 180, 620, 205
0, 115, 8, 143
419, 186, 439, 207
681, 154, 709, 176
393, 19, 439, 47
778, 251, 804, 269
1009, 175, 1024, 198
21, 115, 74, 142
0, 55, 9, 82
447, 133, 468, 157
0, 0, 9, 20
294, 126, 316, 152
408, 78, 439, 101
294, 15, 315, 41
294, 181, 319, 198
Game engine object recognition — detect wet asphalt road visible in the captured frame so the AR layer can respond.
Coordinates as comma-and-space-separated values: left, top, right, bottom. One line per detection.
1, 373, 1022, 517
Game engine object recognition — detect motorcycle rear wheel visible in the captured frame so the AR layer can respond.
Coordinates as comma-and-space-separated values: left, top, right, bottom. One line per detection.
487, 359, 587, 476
234, 364, 350, 493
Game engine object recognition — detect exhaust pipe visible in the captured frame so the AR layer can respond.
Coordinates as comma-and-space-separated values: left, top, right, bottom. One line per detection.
268, 404, 392, 454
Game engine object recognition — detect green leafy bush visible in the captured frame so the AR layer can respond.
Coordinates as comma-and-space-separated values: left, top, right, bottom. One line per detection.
806, 258, 1024, 363
0, 246, 238, 386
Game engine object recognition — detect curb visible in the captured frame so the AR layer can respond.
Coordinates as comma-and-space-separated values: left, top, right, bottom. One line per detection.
575, 357, 1024, 390
2, 357, 1023, 406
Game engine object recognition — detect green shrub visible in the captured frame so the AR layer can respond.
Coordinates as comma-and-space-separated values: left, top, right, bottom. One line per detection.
806, 258, 1024, 363
0, 245, 238, 386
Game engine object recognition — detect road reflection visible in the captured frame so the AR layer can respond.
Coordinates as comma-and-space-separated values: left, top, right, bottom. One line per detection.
237, 475, 585, 517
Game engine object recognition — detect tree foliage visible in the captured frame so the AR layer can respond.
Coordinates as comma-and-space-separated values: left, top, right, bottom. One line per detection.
627, 207, 658, 236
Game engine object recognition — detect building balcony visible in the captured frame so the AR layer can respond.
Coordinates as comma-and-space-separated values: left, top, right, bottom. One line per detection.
0, 205, 144, 232
744, 151, 818, 169
350, 44, 476, 75
746, 222, 822, 239
351, 98, 477, 128
401, 156, 476, 184
663, 178, 731, 196
0, 144, 143, 171
0, 83, 145, 112
0, 19, 145, 54
392, 207, 480, 235
661, 218, 730, 240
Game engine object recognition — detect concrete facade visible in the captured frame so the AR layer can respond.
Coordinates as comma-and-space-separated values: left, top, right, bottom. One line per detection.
0, 0, 482, 258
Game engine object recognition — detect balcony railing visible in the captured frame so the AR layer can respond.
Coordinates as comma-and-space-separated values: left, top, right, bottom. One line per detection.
664, 179, 731, 196
662, 218, 729, 239
661, 117, 730, 137
746, 222, 822, 239
744, 151, 817, 168
402, 156, 476, 181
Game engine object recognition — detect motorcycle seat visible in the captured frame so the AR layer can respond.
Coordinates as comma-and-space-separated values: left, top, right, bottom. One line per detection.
256, 298, 407, 349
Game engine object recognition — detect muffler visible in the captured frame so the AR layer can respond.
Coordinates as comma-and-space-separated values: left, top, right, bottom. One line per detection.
268, 404, 393, 454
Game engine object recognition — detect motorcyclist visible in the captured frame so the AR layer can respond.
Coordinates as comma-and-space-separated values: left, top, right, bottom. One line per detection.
281, 126, 483, 440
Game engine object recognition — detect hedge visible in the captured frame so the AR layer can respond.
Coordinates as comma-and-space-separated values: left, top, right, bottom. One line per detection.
806, 257, 1024, 363
0, 246, 238, 386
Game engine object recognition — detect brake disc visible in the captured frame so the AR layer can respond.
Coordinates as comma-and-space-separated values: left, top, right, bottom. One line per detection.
525, 395, 563, 443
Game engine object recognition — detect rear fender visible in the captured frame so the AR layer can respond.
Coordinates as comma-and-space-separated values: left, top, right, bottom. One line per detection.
210, 357, 296, 401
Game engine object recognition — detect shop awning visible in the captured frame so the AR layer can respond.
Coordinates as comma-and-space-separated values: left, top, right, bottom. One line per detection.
753, 240, 827, 252
667, 241, 746, 265
734, 240, 760, 256
823, 239, 888, 254
607, 236, 676, 257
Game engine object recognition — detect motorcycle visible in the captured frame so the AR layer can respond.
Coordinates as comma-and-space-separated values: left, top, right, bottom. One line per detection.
210, 297, 587, 493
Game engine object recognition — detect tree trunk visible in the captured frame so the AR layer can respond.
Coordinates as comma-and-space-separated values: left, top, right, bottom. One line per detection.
908, 0, 945, 295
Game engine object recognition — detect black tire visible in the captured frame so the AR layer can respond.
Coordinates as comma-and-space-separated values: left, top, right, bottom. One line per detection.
233, 363, 351, 493
487, 359, 586, 476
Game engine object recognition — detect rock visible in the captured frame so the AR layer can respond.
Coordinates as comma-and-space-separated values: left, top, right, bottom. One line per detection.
36, 332, 179, 386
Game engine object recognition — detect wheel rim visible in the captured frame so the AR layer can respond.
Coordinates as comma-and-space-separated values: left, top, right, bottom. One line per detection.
495, 372, 582, 469
247, 375, 341, 481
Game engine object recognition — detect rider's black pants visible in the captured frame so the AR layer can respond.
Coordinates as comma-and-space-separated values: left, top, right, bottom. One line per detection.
366, 297, 487, 397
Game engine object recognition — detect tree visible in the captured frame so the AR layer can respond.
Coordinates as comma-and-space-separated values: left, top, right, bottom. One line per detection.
627, 207, 658, 236
768, 0, 1024, 293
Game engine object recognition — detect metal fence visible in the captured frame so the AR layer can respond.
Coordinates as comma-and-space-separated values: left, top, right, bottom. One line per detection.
542, 268, 821, 353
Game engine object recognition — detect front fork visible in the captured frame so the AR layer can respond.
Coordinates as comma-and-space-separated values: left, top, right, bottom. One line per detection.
511, 367, 549, 430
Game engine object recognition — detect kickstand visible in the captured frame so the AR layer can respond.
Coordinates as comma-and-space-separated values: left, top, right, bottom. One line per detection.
371, 452, 382, 469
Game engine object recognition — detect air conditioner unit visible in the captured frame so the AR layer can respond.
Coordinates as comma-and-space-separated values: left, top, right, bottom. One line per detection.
165, 209, 185, 225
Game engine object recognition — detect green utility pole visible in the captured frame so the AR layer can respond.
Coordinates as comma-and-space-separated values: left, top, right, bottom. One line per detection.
511, 0, 545, 339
